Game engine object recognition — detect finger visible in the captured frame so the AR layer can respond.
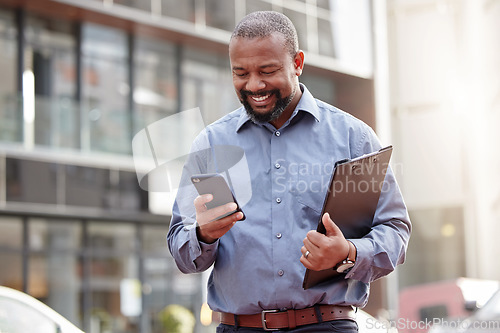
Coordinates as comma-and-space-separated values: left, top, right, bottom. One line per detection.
300, 253, 314, 270
322, 213, 343, 237
207, 209, 243, 232
194, 194, 213, 211
301, 246, 309, 257
203, 218, 237, 236
199, 221, 236, 242
303, 235, 320, 252
205, 202, 238, 222
197, 211, 242, 242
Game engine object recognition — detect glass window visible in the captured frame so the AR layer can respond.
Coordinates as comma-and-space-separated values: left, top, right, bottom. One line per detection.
318, 17, 336, 57
141, 225, 173, 333
182, 46, 239, 125
398, 207, 465, 289
65, 165, 146, 211
283, 9, 308, 53
81, 23, 130, 154
6, 158, 58, 205
114, 0, 151, 12
142, 225, 169, 254
0, 253, 22, 290
0, 216, 22, 249
0, 217, 22, 289
0, 8, 20, 143
246, 0, 272, 15
329, 0, 373, 74
87, 222, 138, 332
142, 223, 202, 331
28, 219, 82, 326
117, 170, 147, 211
300, 72, 336, 105
24, 14, 78, 149
133, 36, 177, 134
161, 0, 195, 22
317, 0, 331, 10
206, 0, 235, 31
65, 165, 110, 209
88, 222, 136, 254
29, 219, 81, 251
141, 225, 204, 332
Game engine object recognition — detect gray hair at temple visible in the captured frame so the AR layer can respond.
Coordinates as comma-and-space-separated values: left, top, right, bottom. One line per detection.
230, 11, 299, 59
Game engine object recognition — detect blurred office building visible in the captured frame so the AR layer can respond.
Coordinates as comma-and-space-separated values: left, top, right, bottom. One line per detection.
387, 0, 500, 288
387, 0, 500, 330
0, 0, 381, 332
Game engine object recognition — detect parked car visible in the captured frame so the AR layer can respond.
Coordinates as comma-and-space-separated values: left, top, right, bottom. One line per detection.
429, 288, 500, 333
0, 285, 84, 333
399, 278, 500, 333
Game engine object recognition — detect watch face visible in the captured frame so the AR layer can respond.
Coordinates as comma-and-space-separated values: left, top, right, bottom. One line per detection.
336, 261, 355, 273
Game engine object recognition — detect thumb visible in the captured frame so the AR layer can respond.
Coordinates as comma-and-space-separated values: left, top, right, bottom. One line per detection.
322, 213, 343, 238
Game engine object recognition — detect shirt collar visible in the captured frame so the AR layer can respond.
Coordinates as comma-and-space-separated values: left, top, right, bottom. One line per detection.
235, 83, 320, 132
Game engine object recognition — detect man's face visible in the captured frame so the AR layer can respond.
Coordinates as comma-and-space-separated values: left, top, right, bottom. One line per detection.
229, 33, 304, 125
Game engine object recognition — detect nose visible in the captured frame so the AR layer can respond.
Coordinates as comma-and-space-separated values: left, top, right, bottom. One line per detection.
245, 74, 266, 92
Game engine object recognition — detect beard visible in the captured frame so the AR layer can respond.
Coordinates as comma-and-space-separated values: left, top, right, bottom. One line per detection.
240, 88, 295, 124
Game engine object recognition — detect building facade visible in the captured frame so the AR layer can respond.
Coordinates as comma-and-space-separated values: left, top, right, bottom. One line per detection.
0, 0, 380, 332
388, 0, 500, 288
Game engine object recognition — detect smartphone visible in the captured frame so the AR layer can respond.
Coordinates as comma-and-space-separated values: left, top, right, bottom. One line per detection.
191, 173, 245, 221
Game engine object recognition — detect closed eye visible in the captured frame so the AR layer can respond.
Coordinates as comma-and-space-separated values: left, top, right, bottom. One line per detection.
261, 68, 281, 75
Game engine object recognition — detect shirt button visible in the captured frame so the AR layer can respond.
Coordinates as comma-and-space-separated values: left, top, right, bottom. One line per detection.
278, 270, 284, 276
276, 198, 281, 204
275, 131, 281, 137
276, 233, 282, 239
275, 163, 281, 169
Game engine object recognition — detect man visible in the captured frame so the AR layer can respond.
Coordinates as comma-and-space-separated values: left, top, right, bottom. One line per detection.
168, 11, 411, 332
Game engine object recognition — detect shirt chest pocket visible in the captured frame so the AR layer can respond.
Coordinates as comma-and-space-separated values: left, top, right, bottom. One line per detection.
292, 172, 331, 215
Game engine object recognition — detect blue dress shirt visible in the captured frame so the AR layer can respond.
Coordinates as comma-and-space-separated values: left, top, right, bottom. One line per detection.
167, 84, 411, 315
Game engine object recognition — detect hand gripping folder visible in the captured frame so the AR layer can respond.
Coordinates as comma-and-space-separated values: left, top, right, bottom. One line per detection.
302, 146, 393, 289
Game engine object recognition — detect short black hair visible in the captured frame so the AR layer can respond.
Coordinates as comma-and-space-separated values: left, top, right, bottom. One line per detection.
231, 11, 299, 59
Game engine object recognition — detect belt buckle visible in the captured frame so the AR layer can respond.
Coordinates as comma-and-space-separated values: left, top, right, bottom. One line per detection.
261, 309, 279, 331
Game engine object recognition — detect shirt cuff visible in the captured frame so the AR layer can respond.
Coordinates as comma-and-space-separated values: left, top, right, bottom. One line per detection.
344, 238, 374, 283
187, 224, 219, 263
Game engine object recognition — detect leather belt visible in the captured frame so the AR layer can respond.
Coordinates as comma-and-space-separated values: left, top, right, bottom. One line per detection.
219, 305, 356, 331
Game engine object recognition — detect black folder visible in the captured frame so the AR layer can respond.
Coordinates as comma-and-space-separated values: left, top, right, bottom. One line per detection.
302, 146, 393, 289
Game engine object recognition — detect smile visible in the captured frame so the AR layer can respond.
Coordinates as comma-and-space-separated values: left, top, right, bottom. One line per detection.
251, 94, 271, 102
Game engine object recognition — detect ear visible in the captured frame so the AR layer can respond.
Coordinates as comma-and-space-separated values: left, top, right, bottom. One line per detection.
293, 50, 305, 76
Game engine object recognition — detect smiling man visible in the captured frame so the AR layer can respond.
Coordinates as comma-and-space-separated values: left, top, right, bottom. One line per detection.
167, 11, 411, 332
229, 30, 303, 128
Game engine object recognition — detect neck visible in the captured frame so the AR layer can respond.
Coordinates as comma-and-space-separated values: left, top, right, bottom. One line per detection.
270, 83, 302, 129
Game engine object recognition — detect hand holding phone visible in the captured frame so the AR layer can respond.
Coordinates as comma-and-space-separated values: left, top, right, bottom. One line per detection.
191, 173, 245, 243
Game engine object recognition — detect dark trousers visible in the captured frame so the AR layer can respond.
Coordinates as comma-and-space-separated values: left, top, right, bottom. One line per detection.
216, 319, 359, 332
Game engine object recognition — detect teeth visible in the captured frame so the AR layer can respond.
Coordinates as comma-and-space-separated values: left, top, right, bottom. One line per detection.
251, 94, 270, 102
